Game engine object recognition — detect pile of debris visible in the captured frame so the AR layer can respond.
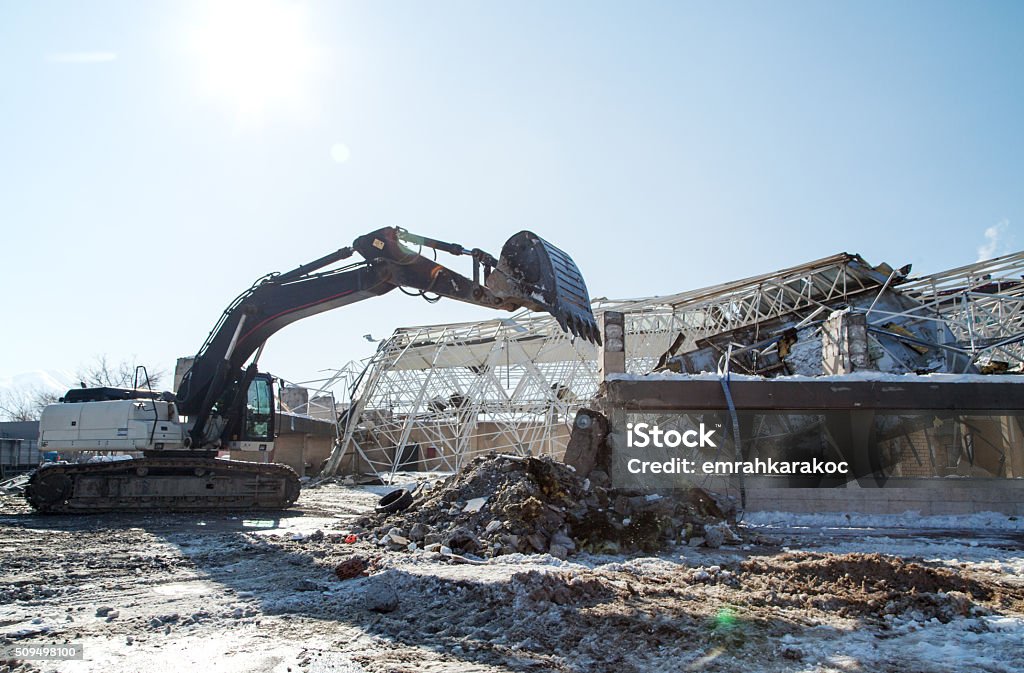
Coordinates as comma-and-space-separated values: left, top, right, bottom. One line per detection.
0, 474, 29, 495
352, 454, 737, 558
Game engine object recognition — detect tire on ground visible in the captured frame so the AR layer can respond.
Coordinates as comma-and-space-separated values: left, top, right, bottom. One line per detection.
376, 488, 414, 514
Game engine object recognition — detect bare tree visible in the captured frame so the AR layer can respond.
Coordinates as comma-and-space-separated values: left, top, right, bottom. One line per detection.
76, 355, 166, 391
0, 387, 60, 422
0, 356, 167, 422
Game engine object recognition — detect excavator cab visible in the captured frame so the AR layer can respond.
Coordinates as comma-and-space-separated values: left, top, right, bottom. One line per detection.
227, 373, 276, 452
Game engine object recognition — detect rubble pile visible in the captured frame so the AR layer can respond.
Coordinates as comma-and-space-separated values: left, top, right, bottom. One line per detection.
0, 474, 28, 495
353, 454, 738, 558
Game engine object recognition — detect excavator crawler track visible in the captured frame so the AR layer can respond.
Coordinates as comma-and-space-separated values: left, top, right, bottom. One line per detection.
24, 458, 300, 514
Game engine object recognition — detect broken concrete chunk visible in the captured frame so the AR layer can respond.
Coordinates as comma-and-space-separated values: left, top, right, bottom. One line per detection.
296, 579, 321, 592
365, 585, 399, 613
704, 521, 740, 548
704, 525, 725, 549
408, 522, 428, 541
526, 533, 548, 552
226, 606, 256, 619
463, 497, 488, 513
550, 532, 576, 552
444, 526, 481, 553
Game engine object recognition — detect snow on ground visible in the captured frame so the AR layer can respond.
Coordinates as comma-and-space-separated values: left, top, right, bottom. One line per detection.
739, 511, 1024, 672
0, 484, 1022, 672
744, 509, 1024, 531
744, 510, 1024, 575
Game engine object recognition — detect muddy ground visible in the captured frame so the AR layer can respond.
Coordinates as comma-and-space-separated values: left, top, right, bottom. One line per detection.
1, 484, 1023, 673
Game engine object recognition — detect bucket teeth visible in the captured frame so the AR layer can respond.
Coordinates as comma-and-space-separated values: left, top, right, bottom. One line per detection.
489, 232, 601, 345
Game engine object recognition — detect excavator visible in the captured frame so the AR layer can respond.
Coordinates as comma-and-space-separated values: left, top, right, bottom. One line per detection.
25, 227, 599, 513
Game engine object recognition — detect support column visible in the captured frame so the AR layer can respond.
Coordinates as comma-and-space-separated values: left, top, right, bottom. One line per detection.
822, 309, 872, 375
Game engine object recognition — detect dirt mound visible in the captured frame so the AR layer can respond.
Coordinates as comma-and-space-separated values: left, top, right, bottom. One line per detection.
354, 454, 737, 557
508, 571, 616, 606
747, 552, 988, 597
739, 552, 1001, 622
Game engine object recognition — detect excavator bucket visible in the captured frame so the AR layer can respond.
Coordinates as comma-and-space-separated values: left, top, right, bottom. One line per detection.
487, 231, 601, 344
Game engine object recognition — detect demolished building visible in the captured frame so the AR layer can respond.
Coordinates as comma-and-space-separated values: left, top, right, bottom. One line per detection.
319, 250, 1024, 514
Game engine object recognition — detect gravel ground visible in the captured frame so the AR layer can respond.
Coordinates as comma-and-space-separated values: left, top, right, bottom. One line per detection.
1, 483, 1023, 673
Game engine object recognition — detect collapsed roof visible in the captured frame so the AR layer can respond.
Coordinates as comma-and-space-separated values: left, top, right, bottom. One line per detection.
318, 249, 1024, 476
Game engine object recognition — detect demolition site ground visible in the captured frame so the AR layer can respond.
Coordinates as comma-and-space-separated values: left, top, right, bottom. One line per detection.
1, 474, 1024, 673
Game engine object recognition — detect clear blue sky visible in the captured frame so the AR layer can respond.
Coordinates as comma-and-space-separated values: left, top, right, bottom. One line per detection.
2, 0, 1022, 389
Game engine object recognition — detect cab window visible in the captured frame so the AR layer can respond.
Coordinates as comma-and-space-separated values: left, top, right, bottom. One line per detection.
245, 378, 272, 441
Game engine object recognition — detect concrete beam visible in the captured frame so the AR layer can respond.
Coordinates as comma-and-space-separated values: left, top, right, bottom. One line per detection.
604, 377, 1024, 411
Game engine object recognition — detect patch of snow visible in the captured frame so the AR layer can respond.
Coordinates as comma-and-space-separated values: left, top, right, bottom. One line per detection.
743, 510, 1024, 531
82, 454, 134, 463
793, 614, 1024, 673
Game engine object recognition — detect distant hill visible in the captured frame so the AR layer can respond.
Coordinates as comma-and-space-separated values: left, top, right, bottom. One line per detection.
0, 370, 77, 394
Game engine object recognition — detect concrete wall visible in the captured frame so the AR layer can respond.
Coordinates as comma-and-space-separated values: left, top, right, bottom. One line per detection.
704, 476, 1024, 516
271, 433, 334, 477
0, 421, 40, 441
173, 357, 195, 393
1, 437, 38, 471
0, 422, 41, 475
226, 434, 334, 477
227, 412, 336, 477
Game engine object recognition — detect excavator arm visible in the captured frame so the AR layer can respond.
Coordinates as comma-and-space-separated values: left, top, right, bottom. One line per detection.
177, 227, 600, 450
27, 226, 598, 513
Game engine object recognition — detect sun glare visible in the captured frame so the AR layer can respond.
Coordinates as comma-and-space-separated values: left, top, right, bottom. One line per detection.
189, 0, 319, 127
